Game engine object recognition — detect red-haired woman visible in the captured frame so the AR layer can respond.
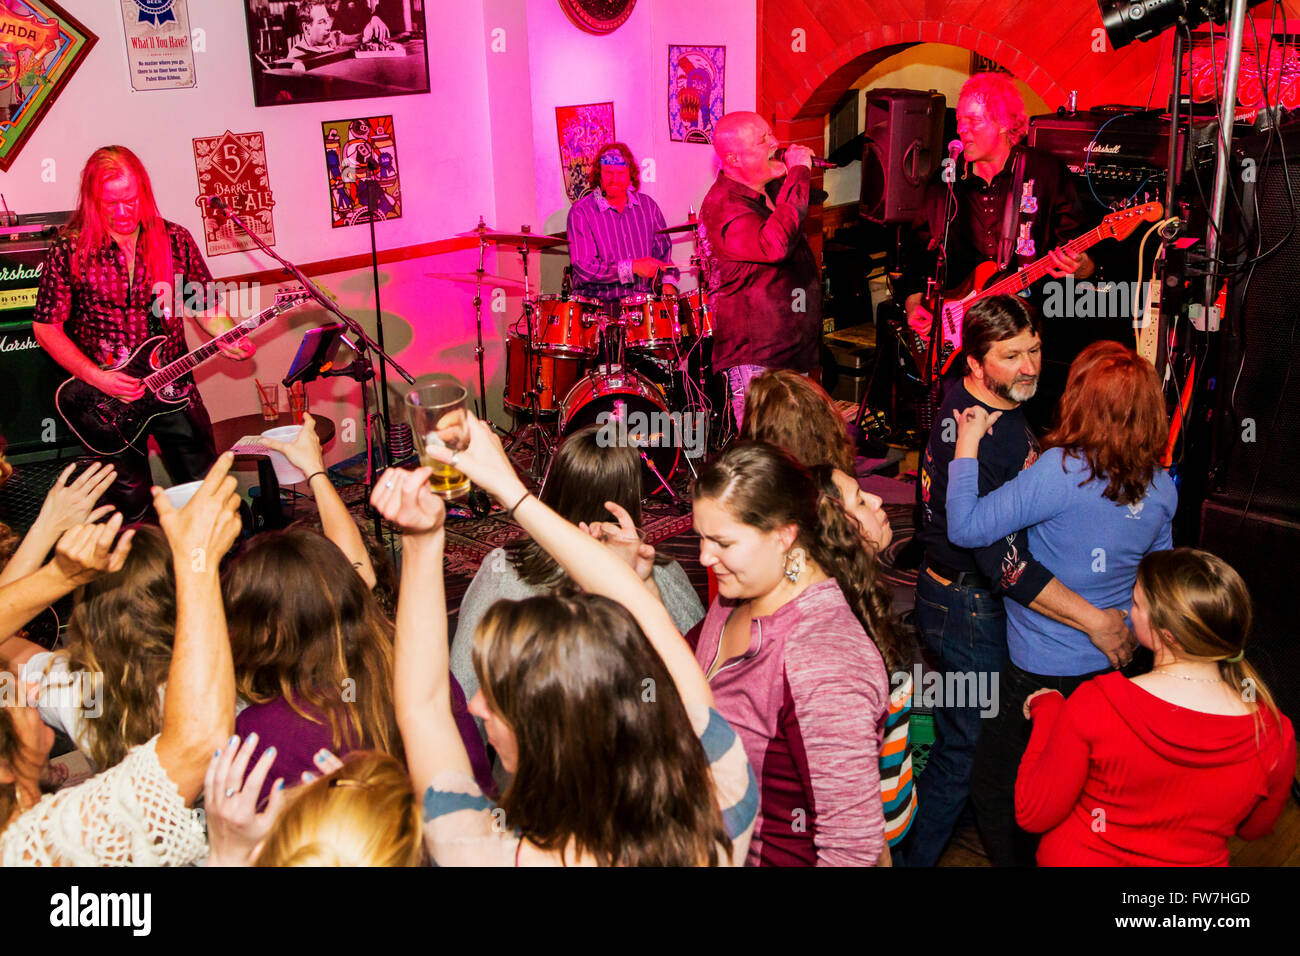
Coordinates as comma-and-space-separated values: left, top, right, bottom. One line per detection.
945, 341, 1178, 865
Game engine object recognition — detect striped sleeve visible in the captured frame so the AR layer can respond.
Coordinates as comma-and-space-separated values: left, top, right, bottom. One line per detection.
420, 770, 518, 866
880, 672, 918, 846
694, 706, 757, 864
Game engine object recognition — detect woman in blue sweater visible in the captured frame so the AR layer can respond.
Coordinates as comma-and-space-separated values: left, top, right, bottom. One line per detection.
945, 340, 1177, 866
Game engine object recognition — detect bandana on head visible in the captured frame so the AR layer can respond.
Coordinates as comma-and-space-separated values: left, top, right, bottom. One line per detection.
599, 150, 628, 167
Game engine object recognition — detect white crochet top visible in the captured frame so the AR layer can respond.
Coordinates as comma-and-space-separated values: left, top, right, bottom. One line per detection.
1, 736, 207, 867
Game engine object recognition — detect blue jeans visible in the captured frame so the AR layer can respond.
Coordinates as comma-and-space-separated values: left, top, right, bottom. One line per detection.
725, 364, 768, 431
900, 565, 1008, 867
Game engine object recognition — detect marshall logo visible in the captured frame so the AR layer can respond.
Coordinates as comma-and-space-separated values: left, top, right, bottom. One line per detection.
0, 262, 42, 282
0, 334, 39, 352
1087, 144, 1123, 154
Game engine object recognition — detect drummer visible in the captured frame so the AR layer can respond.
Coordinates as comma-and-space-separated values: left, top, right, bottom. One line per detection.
566, 143, 679, 307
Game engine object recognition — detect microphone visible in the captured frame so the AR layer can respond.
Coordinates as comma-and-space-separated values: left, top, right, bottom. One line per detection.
204, 195, 230, 223
947, 139, 963, 160
773, 147, 839, 170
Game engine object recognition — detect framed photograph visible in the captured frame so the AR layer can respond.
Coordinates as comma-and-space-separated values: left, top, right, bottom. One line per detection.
556, 101, 615, 204
0, 0, 98, 172
242, 0, 429, 108
668, 44, 724, 144
322, 115, 401, 228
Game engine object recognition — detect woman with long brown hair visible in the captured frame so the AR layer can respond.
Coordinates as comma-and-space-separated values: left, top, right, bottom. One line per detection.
1017, 549, 1295, 865
691, 441, 894, 865
373, 413, 756, 866
946, 340, 1178, 865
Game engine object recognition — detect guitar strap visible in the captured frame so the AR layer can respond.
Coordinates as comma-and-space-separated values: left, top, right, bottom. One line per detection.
996, 146, 1027, 272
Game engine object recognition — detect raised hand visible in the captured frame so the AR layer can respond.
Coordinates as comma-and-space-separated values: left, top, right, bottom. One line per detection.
580, 500, 655, 582
204, 733, 287, 867
36, 461, 117, 536
153, 451, 242, 570
260, 412, 325, 476
51, 512, 134, 586
370, 466, 446, 537
422, 411, 526, 505
953, 405, 1001, 458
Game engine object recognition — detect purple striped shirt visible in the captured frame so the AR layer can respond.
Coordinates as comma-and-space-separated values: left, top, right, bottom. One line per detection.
565, 188, 678, 302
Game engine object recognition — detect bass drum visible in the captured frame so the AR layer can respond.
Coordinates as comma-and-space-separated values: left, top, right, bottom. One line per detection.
558, 365, 680, 493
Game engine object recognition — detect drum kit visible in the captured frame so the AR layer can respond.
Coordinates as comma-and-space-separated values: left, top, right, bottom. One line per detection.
434, 216, 728, 497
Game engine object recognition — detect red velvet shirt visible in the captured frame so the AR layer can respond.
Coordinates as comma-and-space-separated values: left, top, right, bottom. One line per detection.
698, 167, 822, 373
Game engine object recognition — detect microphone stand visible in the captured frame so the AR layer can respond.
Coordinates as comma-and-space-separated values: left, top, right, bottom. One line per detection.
210, 197, 415, 539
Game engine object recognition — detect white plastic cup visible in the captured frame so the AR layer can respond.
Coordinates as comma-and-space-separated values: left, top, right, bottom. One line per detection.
162, 481, 203, 510
260, 426, 307, 484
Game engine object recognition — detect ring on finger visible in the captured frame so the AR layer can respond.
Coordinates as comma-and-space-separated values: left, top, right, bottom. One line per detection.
224, 787, 237, 798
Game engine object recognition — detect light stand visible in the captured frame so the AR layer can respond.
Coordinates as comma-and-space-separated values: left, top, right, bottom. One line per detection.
361, 156, 395, 454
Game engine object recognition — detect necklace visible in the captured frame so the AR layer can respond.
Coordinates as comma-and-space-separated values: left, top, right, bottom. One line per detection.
1150, 667, 1223, 684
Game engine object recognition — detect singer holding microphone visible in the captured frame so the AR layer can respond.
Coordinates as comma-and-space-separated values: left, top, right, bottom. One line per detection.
698, 111, 824, 429
32, 146, 254, 523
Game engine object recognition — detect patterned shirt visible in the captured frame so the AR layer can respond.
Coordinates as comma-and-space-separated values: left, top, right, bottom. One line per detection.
565, 188, 677, 302
693, 578, 889, 866
697, 166, 823, 373
32, 221, 213, 373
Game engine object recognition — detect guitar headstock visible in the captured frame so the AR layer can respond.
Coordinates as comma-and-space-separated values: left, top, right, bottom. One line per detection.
272, 289, 313, 311
1100, 201, 1164, 242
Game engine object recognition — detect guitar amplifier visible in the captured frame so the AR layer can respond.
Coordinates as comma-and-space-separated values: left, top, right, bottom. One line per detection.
0, 215, 80, 455
1028, 109, 1213, 206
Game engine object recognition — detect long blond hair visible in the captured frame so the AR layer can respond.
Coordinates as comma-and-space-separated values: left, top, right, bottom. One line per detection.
254, 753, 422, 867
1138, 549, 1285, 763
67, 146, 173, 296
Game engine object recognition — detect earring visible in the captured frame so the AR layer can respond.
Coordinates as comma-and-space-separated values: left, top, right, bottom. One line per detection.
784, 547, 806, 583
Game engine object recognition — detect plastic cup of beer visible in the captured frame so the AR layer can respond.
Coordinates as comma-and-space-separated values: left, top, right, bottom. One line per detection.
405, 381, 470, 499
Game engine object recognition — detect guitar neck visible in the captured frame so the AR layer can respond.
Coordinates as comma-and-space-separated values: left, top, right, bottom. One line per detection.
980, 226, 1106, 300
144, 321, 255, 391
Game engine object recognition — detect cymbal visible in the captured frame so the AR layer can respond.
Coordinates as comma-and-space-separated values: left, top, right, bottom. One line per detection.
657, 221, 700, 235
454, 226, 569, 249
425, 271, 526, 291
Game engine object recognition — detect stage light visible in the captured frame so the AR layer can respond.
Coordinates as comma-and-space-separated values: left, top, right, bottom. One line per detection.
1097, 0, 1267, 50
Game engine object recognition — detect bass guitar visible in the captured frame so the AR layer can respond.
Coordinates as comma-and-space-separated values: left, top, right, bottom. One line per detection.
900, 201, 1164, 379
56, 289, 311, 456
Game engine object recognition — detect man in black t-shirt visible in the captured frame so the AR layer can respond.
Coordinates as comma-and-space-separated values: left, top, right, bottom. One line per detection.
900, 294, 1129, 868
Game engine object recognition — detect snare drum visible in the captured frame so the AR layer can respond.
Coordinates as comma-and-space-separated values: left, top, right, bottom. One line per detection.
680, 289, 714, 338
504, 333, 586, 413
530, 294, 598, 356
620, 294, 681, 352
559, 365, 680, 490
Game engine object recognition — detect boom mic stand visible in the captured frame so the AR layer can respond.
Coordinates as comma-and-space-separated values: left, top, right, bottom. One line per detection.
208, 196, 415, 536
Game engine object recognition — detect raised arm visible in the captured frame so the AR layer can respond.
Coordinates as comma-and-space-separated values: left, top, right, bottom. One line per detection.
0, 462, 117, 588
369, 468, 473, 794
261, 413, 376, 588
153, 453, 242, 803
426, 413, 714, 720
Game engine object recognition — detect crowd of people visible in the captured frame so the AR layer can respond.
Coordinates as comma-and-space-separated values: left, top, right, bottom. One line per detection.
0, 295, 1294, 867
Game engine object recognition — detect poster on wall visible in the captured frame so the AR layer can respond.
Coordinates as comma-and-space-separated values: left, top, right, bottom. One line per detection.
668, 45, 724, 144
0, 0, 97, 172
242, 0, 430, 108
556, 101, 615, 203
192, 130, 277, 256
322, 115, 401, 228
119, 0, 196, 90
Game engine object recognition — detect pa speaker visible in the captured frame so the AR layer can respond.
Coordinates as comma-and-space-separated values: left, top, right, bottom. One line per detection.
860, 89, 945, 224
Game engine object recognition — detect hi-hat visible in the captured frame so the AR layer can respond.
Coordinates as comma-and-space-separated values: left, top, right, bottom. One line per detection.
425, 271, 526, 291
454, 225, 569, 250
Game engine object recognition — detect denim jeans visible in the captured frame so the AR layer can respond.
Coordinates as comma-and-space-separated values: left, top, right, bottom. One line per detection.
900, 566, 1009, 867
970, 658, 1108, 867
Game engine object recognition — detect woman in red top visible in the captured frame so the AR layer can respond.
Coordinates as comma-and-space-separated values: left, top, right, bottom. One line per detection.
1017, 548, 1295, 866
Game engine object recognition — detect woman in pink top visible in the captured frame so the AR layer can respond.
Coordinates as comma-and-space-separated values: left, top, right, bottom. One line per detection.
691, 441, 901, 865
1018, 548, 1295, 865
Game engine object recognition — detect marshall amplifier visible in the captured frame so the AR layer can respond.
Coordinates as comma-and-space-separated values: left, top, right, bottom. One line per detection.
1028, 109, 1213, 206
0, 214, 79, 455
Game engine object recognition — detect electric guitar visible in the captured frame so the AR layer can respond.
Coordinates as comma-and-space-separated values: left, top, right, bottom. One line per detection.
55, 290, 312, 455
901, 201, 1164, 379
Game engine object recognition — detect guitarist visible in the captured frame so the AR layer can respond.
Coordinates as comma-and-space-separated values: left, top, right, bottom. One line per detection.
902, 73, 1092, 426
32, 146, 255, 523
